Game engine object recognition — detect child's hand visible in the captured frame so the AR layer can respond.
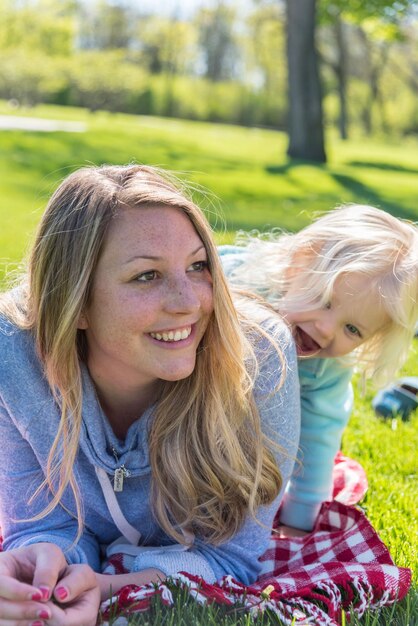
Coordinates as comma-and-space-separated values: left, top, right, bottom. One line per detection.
277, 524, 309, 538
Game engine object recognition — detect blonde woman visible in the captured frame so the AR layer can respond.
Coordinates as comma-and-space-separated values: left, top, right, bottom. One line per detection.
220, 205, 418, 536
0, 165, 300, 625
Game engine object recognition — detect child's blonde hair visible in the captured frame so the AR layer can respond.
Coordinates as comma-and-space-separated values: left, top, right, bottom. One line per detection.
230, 204, 418, 386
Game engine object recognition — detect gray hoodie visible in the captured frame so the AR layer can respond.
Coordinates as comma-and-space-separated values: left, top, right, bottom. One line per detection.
0, 312, 300, 584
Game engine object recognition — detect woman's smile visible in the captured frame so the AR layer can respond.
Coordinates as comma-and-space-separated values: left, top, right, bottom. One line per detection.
149, 324, 193, 343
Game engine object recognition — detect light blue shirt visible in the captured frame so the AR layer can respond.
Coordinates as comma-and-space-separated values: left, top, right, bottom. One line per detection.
219, 245, 354, 531
0, 308, 300, 584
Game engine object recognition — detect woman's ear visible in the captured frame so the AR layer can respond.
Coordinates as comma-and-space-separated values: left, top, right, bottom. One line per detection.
77, 312, 89, 330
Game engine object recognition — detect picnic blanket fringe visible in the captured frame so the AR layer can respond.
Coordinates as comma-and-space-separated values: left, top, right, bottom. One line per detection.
100, 571, 408, 626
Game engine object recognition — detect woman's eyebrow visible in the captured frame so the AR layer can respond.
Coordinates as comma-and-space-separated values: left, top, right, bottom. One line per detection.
123, 245, 206, 266
123, 254, 162, 264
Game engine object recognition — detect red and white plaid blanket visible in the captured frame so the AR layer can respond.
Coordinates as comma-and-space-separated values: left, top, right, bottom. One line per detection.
100, 453, 411, 625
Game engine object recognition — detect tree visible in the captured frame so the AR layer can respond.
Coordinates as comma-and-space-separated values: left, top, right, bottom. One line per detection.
196, 3, 238, 82
318, 7, 350, 139
285, 0, 415, 159
76, 0, 136, 50
319, 0, 416, 139
0, 0, 75, 56
286, 0, 326, 162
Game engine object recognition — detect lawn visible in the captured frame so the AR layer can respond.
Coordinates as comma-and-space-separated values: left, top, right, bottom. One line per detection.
0, 102, 417, 625
1, 101, 418, 271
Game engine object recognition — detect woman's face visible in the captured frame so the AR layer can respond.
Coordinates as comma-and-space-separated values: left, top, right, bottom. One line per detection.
80, 205, 213, 396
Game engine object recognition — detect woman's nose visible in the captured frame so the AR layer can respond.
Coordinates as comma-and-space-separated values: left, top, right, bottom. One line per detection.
164, 277, 201, 314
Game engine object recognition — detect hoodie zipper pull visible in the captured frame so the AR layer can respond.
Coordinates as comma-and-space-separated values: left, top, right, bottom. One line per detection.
111, 447, 131, 492
114, 467, 124, 492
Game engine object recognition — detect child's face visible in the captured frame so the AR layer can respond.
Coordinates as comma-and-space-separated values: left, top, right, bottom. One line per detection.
284, 273, 390, 359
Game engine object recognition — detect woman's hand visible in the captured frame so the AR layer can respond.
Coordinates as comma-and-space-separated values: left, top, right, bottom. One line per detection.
46, 563, 100, 626
0, 542, 100, 625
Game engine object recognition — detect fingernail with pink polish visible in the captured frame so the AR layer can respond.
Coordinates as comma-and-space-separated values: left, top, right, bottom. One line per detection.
30, 591, 42, 601
39, 585, 50, 600
30, 621, 44, 626
55, 585, 68, 600
38, 608, 51, 619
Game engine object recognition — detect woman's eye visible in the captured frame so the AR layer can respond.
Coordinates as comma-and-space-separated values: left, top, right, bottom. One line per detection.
136, 270, 158, 282
324, 301, 331, 310
188, 260, 208, 272
346, 323, 361, 337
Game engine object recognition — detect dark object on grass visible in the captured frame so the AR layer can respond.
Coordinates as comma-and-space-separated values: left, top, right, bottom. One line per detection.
372, 377, 418, 420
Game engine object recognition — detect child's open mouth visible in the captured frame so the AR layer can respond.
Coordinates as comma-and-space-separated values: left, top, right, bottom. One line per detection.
294, 326, 321, 357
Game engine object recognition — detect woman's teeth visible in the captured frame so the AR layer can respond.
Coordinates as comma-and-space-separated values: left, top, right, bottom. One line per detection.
150, 327, 192, 342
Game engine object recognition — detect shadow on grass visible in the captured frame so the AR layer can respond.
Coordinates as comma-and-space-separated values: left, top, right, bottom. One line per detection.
331, 172, 418, 222
347, 160, 418, 175
264, 159, 418, 223
265, 159, 327, 175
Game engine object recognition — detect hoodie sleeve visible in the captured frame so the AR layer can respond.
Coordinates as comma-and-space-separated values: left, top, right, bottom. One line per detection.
279, 358, 354, 531
0, 396, 101, 570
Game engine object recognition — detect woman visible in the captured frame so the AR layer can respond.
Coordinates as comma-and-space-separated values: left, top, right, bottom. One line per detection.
0, 165, 300, 626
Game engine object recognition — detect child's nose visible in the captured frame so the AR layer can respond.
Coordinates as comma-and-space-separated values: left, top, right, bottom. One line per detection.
315, 314, 336, 341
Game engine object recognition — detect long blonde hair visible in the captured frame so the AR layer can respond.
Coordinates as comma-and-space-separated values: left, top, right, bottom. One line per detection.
1, 165, 283, 544
230, 204, 418, 386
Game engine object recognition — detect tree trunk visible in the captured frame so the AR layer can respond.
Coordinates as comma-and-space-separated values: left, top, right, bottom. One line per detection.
286, 0, 326, 162
372, 45, 390, 134
358, 27, 389, 136
335, 16, 348, 140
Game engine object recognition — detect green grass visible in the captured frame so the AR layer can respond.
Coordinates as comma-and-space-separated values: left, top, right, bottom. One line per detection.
1, 101, 418, 278
0, 102, 417, 625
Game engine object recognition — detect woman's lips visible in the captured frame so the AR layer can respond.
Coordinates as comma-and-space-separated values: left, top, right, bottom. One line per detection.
294, 326, 321, 356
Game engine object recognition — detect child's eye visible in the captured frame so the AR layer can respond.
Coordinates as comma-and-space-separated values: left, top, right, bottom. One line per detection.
346, 323, 361, 337
188, 260, 209, 272
136, 270, 158, 282
324, 301, 331, 310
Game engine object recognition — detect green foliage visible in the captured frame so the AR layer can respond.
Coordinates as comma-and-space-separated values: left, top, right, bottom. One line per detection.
136, 16, 197, 76
0, 52, 286, 126
0, 0, 417, 136
0, 0, 75, 55
319, 0, 415, 23
62, 51, 147, 113
0, 50, 67, 106
245, 3, 287, 96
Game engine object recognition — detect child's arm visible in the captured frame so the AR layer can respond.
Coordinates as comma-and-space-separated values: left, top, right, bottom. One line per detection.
279, 358, 354, 532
